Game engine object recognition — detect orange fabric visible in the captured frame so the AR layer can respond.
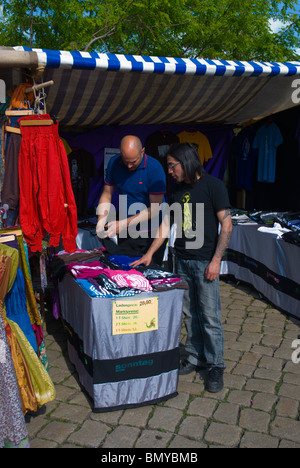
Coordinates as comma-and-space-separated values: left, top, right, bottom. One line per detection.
9, 83, 34, 110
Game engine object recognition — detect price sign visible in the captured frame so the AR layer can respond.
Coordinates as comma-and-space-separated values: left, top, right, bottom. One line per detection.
112, 297, 158, 335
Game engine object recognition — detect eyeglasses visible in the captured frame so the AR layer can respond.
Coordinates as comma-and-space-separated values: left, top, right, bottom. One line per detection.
167, 162, 180, 170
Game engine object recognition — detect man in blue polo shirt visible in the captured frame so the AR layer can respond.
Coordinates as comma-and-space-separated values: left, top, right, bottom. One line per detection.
96, 135, 167, 263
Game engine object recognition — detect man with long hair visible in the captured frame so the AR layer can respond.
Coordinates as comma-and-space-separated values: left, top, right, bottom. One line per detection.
131, 142, 232, 393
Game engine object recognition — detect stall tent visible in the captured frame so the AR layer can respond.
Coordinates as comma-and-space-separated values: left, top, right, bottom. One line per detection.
1, 47, 300, 320
0, 46, 300, 128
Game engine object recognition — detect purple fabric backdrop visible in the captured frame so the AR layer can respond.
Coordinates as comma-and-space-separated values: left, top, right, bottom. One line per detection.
61, 123, 234, 209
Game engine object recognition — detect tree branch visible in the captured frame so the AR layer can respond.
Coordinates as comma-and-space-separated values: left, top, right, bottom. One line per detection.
84, 0, 136, 51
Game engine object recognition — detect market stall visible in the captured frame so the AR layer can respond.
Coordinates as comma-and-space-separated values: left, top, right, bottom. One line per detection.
1, 45, 300, 439
220, 221, 300, 319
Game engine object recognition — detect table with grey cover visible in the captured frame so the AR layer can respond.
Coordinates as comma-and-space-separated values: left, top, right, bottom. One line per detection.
58, 275, 184, 412
220, 224, 300, 319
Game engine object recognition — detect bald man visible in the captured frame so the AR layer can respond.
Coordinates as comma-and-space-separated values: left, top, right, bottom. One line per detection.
96, 135, 167, 263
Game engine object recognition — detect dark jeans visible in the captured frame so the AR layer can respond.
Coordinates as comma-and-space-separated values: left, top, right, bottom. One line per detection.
176, 257, 225, 369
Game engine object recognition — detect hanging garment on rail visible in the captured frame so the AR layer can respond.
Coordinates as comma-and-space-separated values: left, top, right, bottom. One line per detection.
0, 242, 56, 417
18, 114, 78, 252
0, 281, 30, 448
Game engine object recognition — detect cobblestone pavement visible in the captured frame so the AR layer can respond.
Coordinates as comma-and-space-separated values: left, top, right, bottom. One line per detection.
26, 280, 300, 448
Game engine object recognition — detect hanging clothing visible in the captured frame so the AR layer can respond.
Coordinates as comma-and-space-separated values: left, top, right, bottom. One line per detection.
5, 267, 38, 353
234, 127, 258, 191
253, 122, 283, 183
0, 243, 56, 416
0, 268, 30, 448
18, 114, 78, 253
67, 148, 97, 218
0, 248, 38, 417
1, 132, 21, 210
0, 234, 44, 350
177, 130, 213, 165
0, 115, 6, 198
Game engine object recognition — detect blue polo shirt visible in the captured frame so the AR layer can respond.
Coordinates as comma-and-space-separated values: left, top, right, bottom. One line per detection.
105, 153, 166, 219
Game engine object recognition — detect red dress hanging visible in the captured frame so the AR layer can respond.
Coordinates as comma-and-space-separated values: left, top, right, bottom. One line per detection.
18, 114, 77, 252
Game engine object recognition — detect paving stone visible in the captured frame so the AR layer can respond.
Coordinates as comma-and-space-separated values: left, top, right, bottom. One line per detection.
242, 323, 262, 333
278, 383, 300, 400
119, 406, 153, 427
213, 403, 239, 425
227, 390, 253, 407
240, 352, 262, 366
232, 363, 256, 377
271, 417, 300, 444
204, 422, 242, 447
223, 373, 246, 390
261, 334, 283, 347
178, 415, 206, 440
283, 372, 300, 386
239, 408, 270, 433
187, 397, 217, 418
68, 419, 110, 447
50, 402, 91, 423
251, 393, 277, 412
177, 380, 204, 395
254, 367, 282, 382
53, 384, 80, 403
169, 435, 206, 449
135, 430, 171, 448
223, 349, 242, 362
225, 341, 252, 352
262, 326, 284, 337
245, 378, 277, 393
259, 356, 284, 371
102, 425, 141, 448
275, 397, 299, 418
164, 392, 190, 410
284, 361, 300, 374
90, 409, 123, 425
274, 346, 294, 360
240, 432, 279, 448
38, 421, 77, 445
279, 439, 300, 448
29, 438, 58, 448
251, 345, 274, 356
148, 406, 183, 432
237, 333, 262, 344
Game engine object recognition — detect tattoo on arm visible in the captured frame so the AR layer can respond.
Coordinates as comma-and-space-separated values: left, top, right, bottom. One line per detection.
214, 230, 232, 260
223, 208, 231, 220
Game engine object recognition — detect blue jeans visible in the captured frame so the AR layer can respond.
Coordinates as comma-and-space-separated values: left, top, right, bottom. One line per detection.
176, 257, 225, 370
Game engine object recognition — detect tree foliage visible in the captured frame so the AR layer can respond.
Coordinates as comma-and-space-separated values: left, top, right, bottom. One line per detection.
0, 0, 299, 61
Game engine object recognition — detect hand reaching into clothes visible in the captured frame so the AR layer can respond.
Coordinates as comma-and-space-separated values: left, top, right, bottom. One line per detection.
130, 252, 153, 268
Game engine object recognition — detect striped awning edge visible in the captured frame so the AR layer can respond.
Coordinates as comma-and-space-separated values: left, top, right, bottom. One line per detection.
13, 46, 300, 78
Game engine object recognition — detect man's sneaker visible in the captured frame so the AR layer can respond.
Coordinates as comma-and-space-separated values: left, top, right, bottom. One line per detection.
205, 367, 224, 393
179, 360, 197, 375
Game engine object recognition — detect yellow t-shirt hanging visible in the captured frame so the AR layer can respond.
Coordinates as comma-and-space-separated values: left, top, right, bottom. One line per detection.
177, 130, 213, 165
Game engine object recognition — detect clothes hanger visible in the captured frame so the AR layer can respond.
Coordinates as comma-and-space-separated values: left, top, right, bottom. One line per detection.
0, 235, 16, 243
19, 79, 54, 126
19, 118, 53, 127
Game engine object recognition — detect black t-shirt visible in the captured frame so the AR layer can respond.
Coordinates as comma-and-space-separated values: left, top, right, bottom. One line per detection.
169, 173, 230, 260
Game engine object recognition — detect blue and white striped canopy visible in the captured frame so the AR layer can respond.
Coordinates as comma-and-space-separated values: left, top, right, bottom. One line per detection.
11, 46, 300, 128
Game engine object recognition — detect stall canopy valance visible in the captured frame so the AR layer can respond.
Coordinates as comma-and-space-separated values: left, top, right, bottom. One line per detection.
1, 46, 300, 128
